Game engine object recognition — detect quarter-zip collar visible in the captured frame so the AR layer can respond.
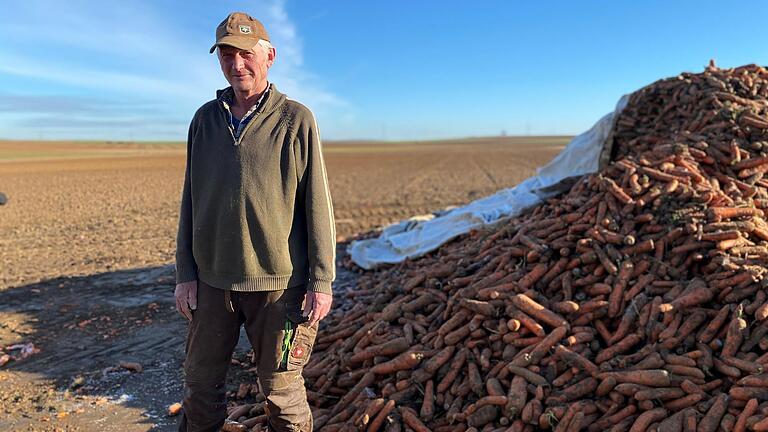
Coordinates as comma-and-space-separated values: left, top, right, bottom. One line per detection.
216, 83, 285, 146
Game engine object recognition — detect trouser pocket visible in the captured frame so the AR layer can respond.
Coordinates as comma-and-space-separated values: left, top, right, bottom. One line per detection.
279, 320, 317, 371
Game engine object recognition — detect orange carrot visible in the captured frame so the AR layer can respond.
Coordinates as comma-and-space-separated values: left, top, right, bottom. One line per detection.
400, 407, 431, 432
733, 398, 758, 432
370, 351, 423, 375
510, 294, 569, 328
367, 399, 396, 432
349, 338, 410, 363
658, 278, 712, 312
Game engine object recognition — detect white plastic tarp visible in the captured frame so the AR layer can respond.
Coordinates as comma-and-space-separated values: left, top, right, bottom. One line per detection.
349, 96, 629, 269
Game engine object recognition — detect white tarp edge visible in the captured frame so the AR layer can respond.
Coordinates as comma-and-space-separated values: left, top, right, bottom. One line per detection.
349, 96, 629, 269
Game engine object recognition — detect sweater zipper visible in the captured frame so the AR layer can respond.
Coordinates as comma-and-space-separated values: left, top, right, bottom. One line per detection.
220, 101, 238, 145
234, 112, 260, 146
220, 94, 267, 146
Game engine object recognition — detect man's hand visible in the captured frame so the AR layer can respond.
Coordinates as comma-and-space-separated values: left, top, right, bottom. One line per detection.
303, 291, 332, 327
175, 280, 198, 321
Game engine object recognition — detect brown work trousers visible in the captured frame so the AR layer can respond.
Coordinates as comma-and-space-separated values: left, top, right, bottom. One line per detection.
178, 280, 316, 432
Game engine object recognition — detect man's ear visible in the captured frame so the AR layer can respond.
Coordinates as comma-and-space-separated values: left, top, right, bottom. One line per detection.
267, 47, 276, 68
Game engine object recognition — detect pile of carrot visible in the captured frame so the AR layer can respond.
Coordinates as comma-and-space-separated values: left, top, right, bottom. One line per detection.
226, 63, 768, 431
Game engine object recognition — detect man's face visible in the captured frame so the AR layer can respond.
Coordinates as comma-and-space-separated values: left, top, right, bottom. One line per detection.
217, 44, 274, 96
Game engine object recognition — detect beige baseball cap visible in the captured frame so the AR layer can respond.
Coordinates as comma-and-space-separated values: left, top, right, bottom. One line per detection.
209, 12, 270, 54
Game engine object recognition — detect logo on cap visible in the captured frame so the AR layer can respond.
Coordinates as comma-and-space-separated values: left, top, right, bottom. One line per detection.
239, 25, 252, 34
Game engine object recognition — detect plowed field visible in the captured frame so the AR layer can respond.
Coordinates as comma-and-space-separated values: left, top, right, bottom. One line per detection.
0, 137, 565, 430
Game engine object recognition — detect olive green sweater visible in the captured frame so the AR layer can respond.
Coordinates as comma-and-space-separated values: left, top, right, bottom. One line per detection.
175, 84, 336, 294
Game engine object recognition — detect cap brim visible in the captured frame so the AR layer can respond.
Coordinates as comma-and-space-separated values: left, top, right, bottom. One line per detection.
209, 35, 258, 54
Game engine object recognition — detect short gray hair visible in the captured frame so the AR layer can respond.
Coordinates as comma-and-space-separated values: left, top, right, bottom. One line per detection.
255, 39, 273, 55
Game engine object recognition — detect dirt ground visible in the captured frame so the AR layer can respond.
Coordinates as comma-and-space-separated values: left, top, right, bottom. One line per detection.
0, 137, 564, 431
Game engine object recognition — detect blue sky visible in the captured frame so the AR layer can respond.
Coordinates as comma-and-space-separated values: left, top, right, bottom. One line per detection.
1, 0, 767, 141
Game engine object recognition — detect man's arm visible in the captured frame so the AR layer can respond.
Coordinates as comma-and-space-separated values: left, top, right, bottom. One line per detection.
299, 111, 336, 295
175, 120, 198, 285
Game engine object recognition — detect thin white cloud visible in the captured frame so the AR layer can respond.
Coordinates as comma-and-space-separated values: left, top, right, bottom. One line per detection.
0, 0, 348, 140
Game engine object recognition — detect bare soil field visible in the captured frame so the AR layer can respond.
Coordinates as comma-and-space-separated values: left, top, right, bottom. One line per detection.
0, 137, 565, 430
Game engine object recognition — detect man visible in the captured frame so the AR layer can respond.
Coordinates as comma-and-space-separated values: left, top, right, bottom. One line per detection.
174, 12, 335, 432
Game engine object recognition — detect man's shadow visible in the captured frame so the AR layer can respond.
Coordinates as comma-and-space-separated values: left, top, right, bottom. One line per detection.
0, 265, 188, 431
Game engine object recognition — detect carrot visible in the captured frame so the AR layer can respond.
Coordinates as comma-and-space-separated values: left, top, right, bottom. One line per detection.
664, 393, 703, 411
436, 348, 468, 393
723, 356, 764, 375
658, 278, 712, 312
168, 402, 183, 417
683, 408, 697, 432
658, 313, 682, 341
519, 263, 550, 290
597, 370, 671, 386
722, 308, 748, 357
443, 325, 470, 346
400, 407, 431, 432
664, 364, 705, 380
697, 393, 729, 432
593, 244, 619, 275
754, 417, 768, 432
629, 407, 667, 432
657, 409, 686, 432
332, 372, 375, 416
512, 326, 567, 367
608, 260, 634, 317
512, 310, 546, 337
358, 399, 386, 427
370, 351, 423, 375
467, 361, 483, 396
728, 387, 768, 401
697, 304, 731, 344
554, 345, 599, 376
622, 274, 654, 302
634, 387, 686, 401
664, 353, 697, 367
506, 318, 522, 332
522, 399, 542, 425
595, 333, 642, 364
467, 405, 499, 428
734, 155, 768, 171
418, 381, 434, 422
437, 309, 470, 336
755, 301, 768, 321
708, 206, 764, 221
593, 377, 616, 398
459, 298, 497, 317
552, 301, 580, 315
367, 399, 396, 432
412, 346, 455, 383
602, 176, 635, 204
553, 402, 581, 432
733, 398, 758, 432
736, 374, 768, 387
610, 294, 649, 344
506, 364, 549, 387
349, 337, 410, 363
510, 294, 569, 328
467, 395, 508, 415
547, 377, 598, 404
